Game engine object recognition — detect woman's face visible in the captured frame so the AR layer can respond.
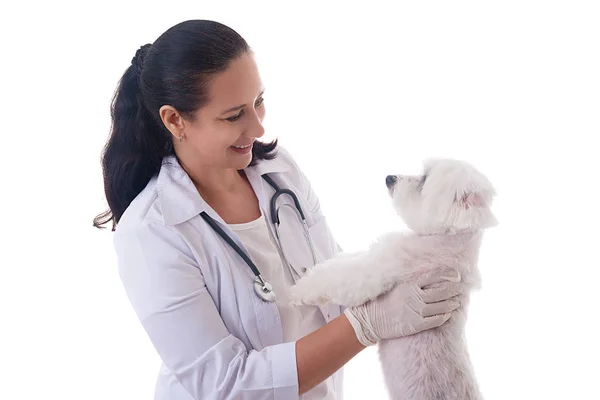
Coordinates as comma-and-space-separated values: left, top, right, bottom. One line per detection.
169, 52, 267, 171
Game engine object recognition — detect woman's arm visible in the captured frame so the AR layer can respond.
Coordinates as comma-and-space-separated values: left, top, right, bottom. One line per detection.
296, 313, 364, 395
114, 224, 300, 399
115, 221, 367, 399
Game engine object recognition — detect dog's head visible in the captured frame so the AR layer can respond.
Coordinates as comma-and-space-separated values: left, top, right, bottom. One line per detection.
386, 158, 497, 234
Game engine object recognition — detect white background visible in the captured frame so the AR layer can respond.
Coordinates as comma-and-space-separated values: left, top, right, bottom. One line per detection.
1, 1, 599, 399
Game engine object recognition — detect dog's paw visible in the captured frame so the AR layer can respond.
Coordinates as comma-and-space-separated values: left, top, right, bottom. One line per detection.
287, 285, 306, 306
288, 286, 331, 307
287, 292, 304, 307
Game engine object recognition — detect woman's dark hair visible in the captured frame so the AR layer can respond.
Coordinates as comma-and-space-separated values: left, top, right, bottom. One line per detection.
93, 20, 277, 231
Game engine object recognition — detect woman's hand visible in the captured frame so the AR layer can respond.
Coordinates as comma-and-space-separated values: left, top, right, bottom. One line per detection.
344, 269, 463, 346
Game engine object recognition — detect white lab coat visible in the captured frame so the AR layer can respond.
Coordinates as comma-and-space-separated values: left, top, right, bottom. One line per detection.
113, 146, 344, 400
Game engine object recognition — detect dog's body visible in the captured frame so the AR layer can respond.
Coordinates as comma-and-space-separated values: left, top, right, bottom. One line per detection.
378, 231, 484, 400
289, 158, 496, 400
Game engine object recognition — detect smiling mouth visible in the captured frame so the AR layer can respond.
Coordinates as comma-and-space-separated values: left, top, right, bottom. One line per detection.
232, 144, 252, 149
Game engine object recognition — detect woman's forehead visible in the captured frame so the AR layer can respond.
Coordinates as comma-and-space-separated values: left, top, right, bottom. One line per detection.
206, 53, 264, 111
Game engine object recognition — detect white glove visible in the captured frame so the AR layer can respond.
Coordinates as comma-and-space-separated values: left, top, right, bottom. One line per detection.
344, 271, 463, 347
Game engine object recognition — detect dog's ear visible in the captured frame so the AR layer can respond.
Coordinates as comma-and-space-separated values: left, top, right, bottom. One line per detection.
458, 191, 486, 209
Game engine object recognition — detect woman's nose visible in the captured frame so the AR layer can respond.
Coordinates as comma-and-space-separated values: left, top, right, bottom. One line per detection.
246, 111, 265, 139
248, 124, 265, 139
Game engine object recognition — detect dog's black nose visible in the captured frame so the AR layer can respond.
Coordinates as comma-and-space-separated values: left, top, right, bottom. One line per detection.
386, 175, 398, 189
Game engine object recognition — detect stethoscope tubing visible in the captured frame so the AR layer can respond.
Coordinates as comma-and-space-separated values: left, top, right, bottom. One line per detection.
200, 174, 316, 302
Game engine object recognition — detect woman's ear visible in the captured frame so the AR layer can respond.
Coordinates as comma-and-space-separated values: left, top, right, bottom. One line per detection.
159, 105, 186, 140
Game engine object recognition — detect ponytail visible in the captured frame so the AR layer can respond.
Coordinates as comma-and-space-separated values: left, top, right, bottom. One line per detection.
93, 20, 276, 231
93, 44, 171, 230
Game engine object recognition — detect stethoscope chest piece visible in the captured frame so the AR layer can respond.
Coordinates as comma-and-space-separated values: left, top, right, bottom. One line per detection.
254, 276, 276, 302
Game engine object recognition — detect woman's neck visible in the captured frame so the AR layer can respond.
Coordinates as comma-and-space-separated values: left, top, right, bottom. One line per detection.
177, 156, 244, 194
191, 167, 245, 196
178, 157, 261, 223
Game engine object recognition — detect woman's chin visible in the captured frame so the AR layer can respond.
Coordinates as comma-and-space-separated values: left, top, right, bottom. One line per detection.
228, 148, 253, 169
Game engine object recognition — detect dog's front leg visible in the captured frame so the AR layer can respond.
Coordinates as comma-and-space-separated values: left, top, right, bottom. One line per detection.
288, 250, 388, 307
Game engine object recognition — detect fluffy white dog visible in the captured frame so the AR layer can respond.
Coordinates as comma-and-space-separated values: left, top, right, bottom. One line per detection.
289, 158, 497, 400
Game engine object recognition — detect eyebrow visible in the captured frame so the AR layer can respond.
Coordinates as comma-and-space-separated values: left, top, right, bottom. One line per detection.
220, 89, 265, 115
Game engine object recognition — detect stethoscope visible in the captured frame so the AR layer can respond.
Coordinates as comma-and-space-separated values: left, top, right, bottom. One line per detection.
200, 174, 318, 302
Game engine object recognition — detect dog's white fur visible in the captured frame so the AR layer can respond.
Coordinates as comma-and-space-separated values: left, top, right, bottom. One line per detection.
289, 158, 497, 400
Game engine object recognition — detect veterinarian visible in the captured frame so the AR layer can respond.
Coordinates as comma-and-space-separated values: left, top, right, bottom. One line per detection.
94, 20, 463, 399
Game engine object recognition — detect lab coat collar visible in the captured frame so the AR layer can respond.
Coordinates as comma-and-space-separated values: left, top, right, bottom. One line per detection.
156, 152, 289, 226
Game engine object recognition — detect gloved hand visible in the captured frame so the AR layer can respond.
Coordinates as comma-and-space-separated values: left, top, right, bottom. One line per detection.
344, 270, 463, 347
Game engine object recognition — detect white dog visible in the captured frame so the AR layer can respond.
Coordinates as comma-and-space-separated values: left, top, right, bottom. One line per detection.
289, 158, 497, 400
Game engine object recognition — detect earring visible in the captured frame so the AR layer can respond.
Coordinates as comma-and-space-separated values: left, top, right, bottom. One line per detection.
179, 134, 184, 143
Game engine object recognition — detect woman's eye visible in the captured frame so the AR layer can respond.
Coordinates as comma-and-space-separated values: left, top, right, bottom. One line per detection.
226, 111, 243, 122
225, 98, 264, 122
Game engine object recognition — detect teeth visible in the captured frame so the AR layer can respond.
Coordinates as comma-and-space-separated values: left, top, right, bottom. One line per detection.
233, 144, 251, 149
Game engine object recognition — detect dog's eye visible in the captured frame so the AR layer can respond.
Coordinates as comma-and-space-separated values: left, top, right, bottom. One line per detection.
416, 174, 428, 190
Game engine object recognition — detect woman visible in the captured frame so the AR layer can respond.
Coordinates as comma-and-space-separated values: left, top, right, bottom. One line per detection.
93, 19, 463, 399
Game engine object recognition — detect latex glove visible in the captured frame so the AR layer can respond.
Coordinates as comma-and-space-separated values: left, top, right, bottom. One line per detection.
344, 271, 463, 347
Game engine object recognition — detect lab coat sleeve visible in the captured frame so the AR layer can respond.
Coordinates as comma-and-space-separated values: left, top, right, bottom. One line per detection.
113, 223, 299, 400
